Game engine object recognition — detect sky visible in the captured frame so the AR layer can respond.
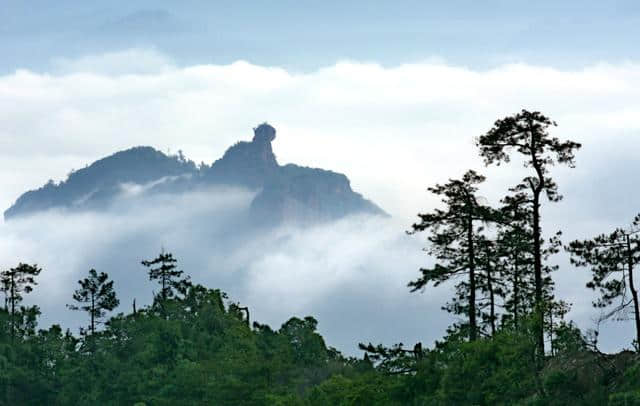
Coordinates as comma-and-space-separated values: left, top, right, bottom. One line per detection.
2, 1, 640, 73
1, 2, 640, 354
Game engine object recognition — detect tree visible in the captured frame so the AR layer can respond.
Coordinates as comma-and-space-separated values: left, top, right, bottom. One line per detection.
566, 214, 640, 350
67, 269, 119, 336
495, 206, 534, 329
141, 250, 191, 302
476, 109, 581, 357
476, 237, 504, 337
409, 170, 494, 341
544, 298, 571, 356
279, 316, 330, 366
0, 263, 42, 338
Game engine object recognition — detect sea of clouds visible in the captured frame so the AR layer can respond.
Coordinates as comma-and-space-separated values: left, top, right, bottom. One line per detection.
0, 186, 439, 354
1, 51, 640, 352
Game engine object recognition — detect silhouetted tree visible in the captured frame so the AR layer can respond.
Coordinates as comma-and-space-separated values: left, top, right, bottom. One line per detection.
566, 214, 640, 350
493, 192, 538, 331
358, 342, 426, 375
476, 109, 581, 358
409, 170, 494, 341
0, 263, 41, 338
67, 269, 119, 336
544, 298, 571, 356
141, 250, 191, 302
476, 237, 504, 336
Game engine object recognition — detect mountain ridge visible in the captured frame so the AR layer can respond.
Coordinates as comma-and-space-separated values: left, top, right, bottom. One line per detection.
5, 124, 385, 222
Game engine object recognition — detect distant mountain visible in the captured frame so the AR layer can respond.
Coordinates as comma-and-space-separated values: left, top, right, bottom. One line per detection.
5, 124, 385, 222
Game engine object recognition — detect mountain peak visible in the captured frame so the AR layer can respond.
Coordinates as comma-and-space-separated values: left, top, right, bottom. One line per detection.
5, 124, 385, 221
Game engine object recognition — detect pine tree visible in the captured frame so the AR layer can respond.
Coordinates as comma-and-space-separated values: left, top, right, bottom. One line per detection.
497, 229, 534, 328
566, 214, 640, 351
0, 263, 41, 338
409, 170, 495, 341
141, 250, 191, 302
475, 237, 504, 336
67, 269, 119, 336
544, 297, 571, 356
476, 109, 581, 358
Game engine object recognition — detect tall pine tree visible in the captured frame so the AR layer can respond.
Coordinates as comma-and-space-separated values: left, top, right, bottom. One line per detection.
495, 196, 535, 329
476, 109, 581, 357
409, 170, 494, 341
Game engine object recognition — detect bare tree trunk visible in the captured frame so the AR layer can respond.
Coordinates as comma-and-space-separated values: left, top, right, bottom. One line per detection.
485, 245, 496, 336
549, 310, 554, 356
513, 251, 520, 329
162, 274, 167, 301
489, 267, 496, 336
626, 234, 640, 351
10, 272, 15, 340
91, 294, 95, 336
528, 121, 546, 363
467, 217, 477, 341
532, 192, 544, 359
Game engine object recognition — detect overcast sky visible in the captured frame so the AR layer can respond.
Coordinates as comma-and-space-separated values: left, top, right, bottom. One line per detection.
1, 2, 639, 353
2, 1, 640, 73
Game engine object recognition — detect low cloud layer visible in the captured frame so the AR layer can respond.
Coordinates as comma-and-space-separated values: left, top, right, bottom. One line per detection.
1, 55, 639, 221
1, 52, 640, 352
0, 183, 633, 355
0, 187, 440, 354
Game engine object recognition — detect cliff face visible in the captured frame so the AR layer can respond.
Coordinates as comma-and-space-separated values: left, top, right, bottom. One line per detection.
4, 123, 385, 222
250, 163, 381, 224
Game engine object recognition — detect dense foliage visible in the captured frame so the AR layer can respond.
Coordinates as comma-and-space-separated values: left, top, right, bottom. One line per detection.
1, 281, 639, 405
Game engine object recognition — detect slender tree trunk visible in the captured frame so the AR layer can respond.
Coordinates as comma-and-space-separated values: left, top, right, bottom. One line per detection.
488, 266, 496, 336
529, 128, 546, 362
532, 192, 544, 359
161, 265, 168, 319
484, 244, 496, 336
513, 251, 520, 329
162, 272, 167, 301
10, 272, 15, 339
548, 310, 554, 356
626, 234, 640, 351
91, 293, 95, 336
467, 218, 477, 341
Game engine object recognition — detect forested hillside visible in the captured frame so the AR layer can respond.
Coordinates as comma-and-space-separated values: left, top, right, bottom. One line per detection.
2, 255, 640, 405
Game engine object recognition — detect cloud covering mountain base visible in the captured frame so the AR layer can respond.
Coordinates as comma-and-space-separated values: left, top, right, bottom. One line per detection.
0, 187, 441, 354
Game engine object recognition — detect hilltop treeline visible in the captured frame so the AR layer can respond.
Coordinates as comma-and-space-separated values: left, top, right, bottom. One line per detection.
3, 110, 640, 405
2, 255, 640, 405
